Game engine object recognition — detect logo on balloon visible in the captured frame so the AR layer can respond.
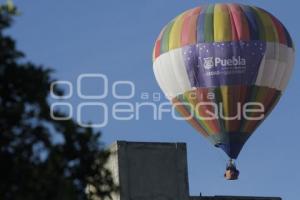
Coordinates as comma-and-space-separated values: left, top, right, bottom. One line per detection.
203, 56, 246, 70
203, 57, 214, 69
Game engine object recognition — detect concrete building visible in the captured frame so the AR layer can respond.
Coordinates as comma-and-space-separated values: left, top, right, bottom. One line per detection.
105, 141, 281, 200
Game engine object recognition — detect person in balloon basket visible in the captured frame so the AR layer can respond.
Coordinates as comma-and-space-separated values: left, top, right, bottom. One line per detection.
224, 159, 239, 180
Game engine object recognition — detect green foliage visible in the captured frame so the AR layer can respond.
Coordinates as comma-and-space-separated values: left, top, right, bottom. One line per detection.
0, 3, 117, 200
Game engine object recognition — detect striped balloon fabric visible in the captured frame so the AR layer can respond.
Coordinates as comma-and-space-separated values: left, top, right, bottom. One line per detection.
152, 3, 295, 159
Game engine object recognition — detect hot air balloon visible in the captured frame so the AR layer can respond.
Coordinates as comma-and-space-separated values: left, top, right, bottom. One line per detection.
152, 3, 294, 180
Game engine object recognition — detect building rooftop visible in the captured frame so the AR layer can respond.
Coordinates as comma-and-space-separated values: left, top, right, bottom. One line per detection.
105, 141, 281, 200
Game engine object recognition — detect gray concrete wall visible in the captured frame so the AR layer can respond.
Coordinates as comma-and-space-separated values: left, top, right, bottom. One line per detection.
109, 141, 189, 200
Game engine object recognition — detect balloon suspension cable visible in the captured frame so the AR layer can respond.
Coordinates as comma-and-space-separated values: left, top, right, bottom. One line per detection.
227, 158, 234, 166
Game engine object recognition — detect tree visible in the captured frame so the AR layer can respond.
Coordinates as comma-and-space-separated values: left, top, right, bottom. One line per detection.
0, 3, 117, 200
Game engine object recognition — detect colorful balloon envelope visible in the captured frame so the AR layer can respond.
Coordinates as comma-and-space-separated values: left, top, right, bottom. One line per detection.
152, 3, 295, 164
